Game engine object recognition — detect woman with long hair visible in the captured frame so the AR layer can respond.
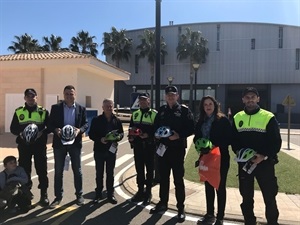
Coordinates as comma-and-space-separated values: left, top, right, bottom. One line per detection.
194, 96, 232, 225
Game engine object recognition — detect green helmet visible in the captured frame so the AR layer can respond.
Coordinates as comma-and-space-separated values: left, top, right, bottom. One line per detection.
105, 130, 121, 141
194, 138, 212, 154
235, 148, 256, 162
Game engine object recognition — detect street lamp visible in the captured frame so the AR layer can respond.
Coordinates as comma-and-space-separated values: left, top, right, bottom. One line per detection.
167, 76, 174, 85
193, 63, 200, 112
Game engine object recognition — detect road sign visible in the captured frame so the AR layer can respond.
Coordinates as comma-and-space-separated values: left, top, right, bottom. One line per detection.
282, 95, 296, 106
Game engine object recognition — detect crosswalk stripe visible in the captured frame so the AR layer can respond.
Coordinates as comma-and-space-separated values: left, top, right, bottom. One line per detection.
85, 153, 133, 167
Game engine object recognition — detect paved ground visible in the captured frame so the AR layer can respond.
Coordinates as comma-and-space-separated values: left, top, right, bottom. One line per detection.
1, 129, 299, 224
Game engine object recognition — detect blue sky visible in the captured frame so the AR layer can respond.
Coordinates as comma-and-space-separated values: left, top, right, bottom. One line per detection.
1, 0, 299, 61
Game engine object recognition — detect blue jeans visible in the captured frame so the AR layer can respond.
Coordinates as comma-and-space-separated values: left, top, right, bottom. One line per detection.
53, 145, 83, 199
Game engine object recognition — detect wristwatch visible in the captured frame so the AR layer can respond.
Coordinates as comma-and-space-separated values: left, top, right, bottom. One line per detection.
264, 155, 268, 160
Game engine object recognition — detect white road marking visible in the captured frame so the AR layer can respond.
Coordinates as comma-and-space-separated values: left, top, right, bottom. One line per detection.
85, 153, 133, 167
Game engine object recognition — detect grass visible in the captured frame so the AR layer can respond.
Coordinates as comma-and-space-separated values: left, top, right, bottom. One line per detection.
184, 145, 300, 194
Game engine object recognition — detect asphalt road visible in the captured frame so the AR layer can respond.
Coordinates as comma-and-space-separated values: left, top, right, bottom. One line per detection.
7, 127, 299, 224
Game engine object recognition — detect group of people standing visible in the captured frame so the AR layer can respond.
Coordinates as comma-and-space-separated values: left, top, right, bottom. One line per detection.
1, 84, 281, 225
126, 85, 281, 225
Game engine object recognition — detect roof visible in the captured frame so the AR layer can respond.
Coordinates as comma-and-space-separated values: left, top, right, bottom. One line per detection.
0, 51, 92, 61
0, 51, 131, 77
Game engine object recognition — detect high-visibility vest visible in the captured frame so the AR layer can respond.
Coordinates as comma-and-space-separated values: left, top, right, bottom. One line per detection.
132, 109, 157, 125
234, 108, 274, 133
15, 105, 47, 125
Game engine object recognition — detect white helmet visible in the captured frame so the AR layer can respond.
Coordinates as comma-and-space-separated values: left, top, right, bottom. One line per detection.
155, 126, 173, 138
22, 124, 39, 144
235, 148, 256, 163
61, 125, 76, 145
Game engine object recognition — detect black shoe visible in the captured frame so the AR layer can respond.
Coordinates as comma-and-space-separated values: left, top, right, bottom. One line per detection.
142, 194, 152, 205
177, 209, 186, 223
93, 193, 103, 203
19, 204, 32, 213
108, 195, 117, 204
76, 195, 85, 206
150, 202, 167, 214
131, 192, 144, 203
49, 198, 62, 209
214, 219, 223, 225
197, 214, 216, 225
39, 194, 49, 207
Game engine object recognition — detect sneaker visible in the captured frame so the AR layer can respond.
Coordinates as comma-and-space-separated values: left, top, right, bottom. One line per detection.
76, 195, 85, 206
150, 202, 167, 214
197, 214, 216, 225
93, 193, 103, 203
49, 198, 62, 209
177, 209, 186, 223
214, 219, 223, 225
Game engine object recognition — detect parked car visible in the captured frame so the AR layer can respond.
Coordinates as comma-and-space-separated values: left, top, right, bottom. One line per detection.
113, 107, 132, 122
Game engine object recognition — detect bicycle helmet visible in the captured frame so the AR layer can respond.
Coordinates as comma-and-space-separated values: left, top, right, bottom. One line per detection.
128, 127, 142, 137
194, 138, 212, 154
155, 126, 173, 138
22, 123, 39, 144
61, 125, 76, 145
105, 130, 121, 141
235, 148, 256, 162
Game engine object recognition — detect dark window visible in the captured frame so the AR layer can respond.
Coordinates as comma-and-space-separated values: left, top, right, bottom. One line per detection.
217, 24, 220, 51
251, 38, 255, 50
296, 48, 300, 70
279, 27, 283, 48
135, 54, 139, 73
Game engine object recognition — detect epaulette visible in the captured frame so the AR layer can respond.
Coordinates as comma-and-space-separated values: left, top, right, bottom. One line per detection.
150, 108, 158, 113
181, 104, 188, 108
15, 106, 24, 111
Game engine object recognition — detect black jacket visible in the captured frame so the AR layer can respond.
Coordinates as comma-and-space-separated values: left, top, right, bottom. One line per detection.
154, 103, 194, 148
88, 113, 124, 152
48, 102, 88, 148
10, 103, 49, 146
194, 116, 232, 164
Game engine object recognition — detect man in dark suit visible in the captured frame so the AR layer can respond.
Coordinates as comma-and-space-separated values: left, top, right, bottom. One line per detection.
48, 85, 88, 208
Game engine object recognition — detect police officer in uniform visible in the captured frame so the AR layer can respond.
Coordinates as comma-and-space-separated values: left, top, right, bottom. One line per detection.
128, 93, 157, 205
10, 88, 50, 206
150, 86, 194, 223
232, 87, 282, 225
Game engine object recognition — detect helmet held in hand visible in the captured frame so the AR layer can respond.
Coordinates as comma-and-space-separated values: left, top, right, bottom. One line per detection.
235, 148, 256, 162
194, 138, 213, 154
22, 123, 39, 144
61, 125, 76, 145
155, 126, 173, 138
105, 130, 121, 141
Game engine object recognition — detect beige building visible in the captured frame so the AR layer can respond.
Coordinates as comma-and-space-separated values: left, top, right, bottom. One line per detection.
0, 51, 130, 134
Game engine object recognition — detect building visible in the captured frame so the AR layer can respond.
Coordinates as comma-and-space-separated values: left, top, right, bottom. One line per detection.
0, 51, 130, 134
107, 22, 300, 126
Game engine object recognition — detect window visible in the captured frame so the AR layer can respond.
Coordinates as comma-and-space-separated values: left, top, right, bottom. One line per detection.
86, 96, 91, 108
251, 38, 255, 50
135, 54, 139, 73
296, 48, 300, 70
279, 27, 283, 48
216, 24, 220, 51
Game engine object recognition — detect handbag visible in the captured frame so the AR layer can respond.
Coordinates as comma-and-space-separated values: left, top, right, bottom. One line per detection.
198, 147, 221, 189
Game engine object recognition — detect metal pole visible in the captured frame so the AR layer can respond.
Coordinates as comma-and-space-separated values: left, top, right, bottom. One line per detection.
287, 105, 291, 150
194, 70, 197, 113
155, 0, 161, 110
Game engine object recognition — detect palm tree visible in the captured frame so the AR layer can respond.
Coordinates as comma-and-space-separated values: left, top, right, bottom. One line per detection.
42, 34, 63, 51
69, 30, 98, 57
136, 29, 167, 108
176, 27, 209, 112
101, 26, 133, 68
7, 33, 41, 53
